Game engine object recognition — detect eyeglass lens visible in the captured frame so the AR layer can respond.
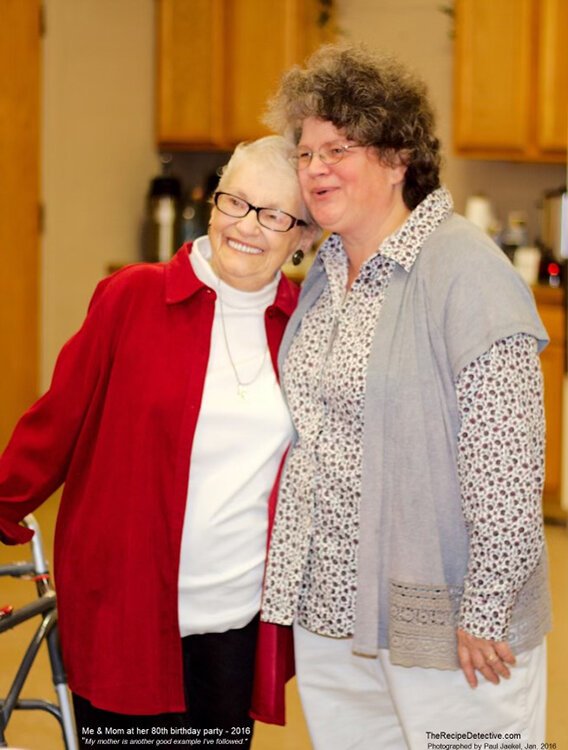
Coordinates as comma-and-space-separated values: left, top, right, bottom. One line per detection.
294, 143, 361, 169
215, 192, 296, 232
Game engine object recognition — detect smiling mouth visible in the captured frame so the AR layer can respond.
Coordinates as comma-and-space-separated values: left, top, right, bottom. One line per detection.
227, 239, 263, 255
312, 187, 335, 197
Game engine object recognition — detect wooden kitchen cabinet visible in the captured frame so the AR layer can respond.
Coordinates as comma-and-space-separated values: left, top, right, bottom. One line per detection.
156, 0, 335, 150
453, 0, 567, 162
534, 286, 566, 520
537, 0, 568, 152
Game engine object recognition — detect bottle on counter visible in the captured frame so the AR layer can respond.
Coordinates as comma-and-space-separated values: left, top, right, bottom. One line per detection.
538, 252, 564, 288
141, 155, 182, 263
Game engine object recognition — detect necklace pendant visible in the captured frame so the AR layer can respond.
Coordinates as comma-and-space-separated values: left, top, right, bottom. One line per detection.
237, 384, 247, 400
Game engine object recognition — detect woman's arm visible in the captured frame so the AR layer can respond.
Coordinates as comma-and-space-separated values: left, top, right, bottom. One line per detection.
455, 332, 545, 686
0, 278, 112, 544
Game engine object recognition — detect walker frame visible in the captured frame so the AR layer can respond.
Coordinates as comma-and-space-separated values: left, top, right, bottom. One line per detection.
0, 514, 77, 749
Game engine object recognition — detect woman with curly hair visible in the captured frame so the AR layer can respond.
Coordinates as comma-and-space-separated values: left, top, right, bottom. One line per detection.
261, 43, 550, 748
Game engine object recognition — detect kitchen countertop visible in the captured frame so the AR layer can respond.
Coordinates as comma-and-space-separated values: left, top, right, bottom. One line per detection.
532, 284, 565, 304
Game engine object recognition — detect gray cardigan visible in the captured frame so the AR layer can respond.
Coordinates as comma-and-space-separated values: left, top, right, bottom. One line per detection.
279, 214, 551, 669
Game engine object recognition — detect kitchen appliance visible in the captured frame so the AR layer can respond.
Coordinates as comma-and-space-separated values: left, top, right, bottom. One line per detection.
141, 156, 182, 263
541, 186, 568, 262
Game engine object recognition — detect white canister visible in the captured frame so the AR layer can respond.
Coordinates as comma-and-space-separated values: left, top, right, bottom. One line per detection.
465, 194, 494, 234
514, 246, 541, 286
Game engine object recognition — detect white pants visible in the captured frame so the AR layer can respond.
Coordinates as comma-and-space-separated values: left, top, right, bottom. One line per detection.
293, 622, 547, 750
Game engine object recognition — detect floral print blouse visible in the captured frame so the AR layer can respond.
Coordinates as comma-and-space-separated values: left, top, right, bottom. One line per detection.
262, 188, 545, 642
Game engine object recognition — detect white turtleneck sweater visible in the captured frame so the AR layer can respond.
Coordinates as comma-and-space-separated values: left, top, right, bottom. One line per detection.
177, 236, 293, 636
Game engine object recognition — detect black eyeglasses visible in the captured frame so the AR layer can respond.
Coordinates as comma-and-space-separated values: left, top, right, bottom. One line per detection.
291, 142, 365, 170
213, 192, 307, 233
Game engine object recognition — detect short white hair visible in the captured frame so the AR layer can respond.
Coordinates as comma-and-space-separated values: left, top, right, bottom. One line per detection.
217, 135, 318, 227
218, 135, 297, 188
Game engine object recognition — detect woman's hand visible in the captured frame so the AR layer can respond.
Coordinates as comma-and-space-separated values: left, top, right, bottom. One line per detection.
456, 628, 516, 688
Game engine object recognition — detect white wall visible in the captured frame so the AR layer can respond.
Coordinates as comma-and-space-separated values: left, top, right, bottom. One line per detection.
41, 0, 158, 388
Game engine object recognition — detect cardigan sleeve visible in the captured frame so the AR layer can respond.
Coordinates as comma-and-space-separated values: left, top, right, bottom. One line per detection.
0, 277, 113, 544
455, 333, 546, 640
421, 216, 549, 377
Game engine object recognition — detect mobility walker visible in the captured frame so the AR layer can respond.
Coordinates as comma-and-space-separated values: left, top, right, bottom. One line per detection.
0, 514, 77, 749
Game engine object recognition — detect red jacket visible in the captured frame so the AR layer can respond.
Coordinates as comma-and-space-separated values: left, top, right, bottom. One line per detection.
0, 244, 296, 722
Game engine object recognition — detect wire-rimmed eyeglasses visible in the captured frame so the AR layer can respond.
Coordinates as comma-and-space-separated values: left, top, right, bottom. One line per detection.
213, 192, 308, 233
290, 143, 365, 170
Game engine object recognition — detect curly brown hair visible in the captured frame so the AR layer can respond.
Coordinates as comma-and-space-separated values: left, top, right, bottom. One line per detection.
264, 43, 441, 210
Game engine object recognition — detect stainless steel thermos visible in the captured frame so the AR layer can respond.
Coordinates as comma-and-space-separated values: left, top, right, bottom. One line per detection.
142, 173, 182, 263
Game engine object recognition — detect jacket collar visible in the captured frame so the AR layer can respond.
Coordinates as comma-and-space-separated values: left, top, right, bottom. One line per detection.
164, 241, 298, 316
164, 243, 206, 303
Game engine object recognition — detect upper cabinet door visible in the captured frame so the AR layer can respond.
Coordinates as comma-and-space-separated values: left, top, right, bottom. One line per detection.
453, 0, 534, 155
453, 0, 567, 162
537, 0, 568, 152
155, 0, 334, 150
156, 0, 225, 148
224, 0, 308, 144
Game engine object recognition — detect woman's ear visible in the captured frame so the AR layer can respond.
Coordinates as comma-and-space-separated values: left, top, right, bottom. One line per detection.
391, 162, 407, 187
392, 149, 411, 185
377, 148, 409, 186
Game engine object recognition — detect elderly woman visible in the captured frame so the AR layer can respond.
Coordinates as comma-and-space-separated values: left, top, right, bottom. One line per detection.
261, 44, 550, 749
0, 136, 316, 747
